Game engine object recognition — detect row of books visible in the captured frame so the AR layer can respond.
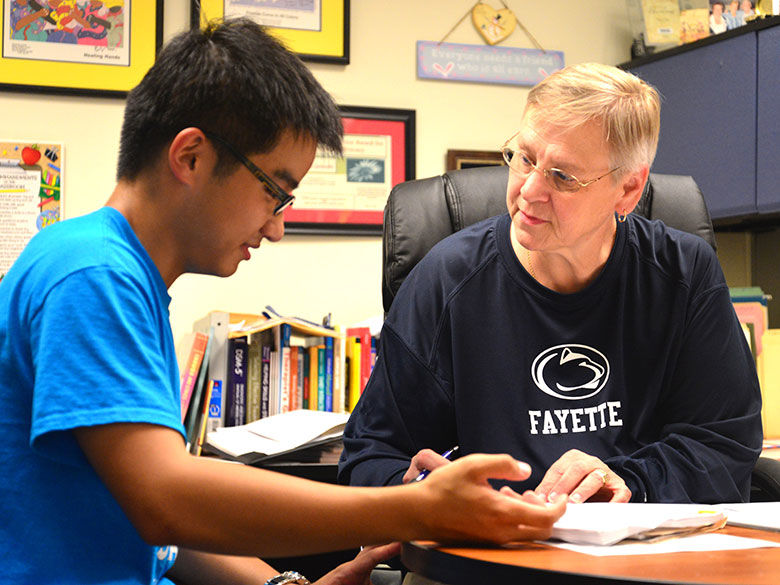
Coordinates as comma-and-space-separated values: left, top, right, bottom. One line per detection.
227, 325, 338, 426
176, 311, 379, 448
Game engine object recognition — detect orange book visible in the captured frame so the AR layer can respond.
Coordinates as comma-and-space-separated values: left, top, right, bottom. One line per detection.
178, 331, 209, 421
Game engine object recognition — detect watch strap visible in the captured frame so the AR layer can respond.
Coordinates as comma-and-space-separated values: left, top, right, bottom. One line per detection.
264, 570, 311, 585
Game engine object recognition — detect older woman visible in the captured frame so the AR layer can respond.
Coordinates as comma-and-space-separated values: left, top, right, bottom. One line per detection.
340, 63, 762, 506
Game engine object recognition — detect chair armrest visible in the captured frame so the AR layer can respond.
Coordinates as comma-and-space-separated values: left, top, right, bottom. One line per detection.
751, 456, 780, 502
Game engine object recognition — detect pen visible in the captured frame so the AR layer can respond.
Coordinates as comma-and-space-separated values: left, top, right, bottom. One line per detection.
414, 446, 459, 482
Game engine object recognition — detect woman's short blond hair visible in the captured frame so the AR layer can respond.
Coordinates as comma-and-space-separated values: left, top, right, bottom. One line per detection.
524, 62, 661, 174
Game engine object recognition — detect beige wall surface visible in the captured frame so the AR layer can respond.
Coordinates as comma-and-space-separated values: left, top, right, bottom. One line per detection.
1, 0, 633, 345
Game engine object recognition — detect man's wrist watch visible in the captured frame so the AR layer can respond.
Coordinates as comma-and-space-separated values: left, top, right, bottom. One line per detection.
264, 571, 310, 585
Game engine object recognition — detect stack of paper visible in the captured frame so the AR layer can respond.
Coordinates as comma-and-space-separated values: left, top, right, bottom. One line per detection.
550, 503, 726, 546
714, 502, 780, 532
205, 409, 350, 465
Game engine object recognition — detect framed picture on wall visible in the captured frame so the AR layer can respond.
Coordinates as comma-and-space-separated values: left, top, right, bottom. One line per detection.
446, 149, 505, 171
1, 1, 162, 97
191, 0, 350, 64
285, 105, 416, 236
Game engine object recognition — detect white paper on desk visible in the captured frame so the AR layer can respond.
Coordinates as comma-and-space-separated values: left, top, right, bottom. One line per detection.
548, 503, 726, 546
544, 533, 780, 556
205, 410, 349, 459
714, 502, 780, 532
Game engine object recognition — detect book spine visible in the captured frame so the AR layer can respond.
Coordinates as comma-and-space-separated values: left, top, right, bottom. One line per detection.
269, 350, 278, 415
279, 324, 292, 413
302, 348, 310, 409
317, 346, 326, 411
309, 345, 319, 410
289, 346, 299, 411
332, 333, 344, 413
193, 380, 215, 456
297, 346, 305, 410
207, 379, 222, 435
348, 336, 361, 411
245, 335, 262, 424
280, 347, 291, 413
261, 344, 271, 418
180, 332, 208, 421
359, 329, 372, 395
324, 336, 334, 412
226, 336, 248, 426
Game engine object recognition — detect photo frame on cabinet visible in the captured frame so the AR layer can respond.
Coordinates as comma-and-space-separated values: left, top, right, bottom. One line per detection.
285, 105, 416, 236
1, 2, 162, 97
191, 0, 350, 64
446, 149, 505, 171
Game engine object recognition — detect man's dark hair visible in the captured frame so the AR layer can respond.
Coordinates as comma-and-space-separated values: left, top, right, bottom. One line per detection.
117, 18, 343, 180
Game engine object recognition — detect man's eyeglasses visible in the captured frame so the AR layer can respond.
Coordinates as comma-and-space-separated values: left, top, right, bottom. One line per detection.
500, 140, 621, 193
203, 131, 295, 215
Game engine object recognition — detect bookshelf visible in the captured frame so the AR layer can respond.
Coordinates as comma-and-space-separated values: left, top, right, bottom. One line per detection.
190, 311, 347, 432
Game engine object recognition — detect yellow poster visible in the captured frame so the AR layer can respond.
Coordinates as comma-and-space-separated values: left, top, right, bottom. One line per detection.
641, 0, 681, 45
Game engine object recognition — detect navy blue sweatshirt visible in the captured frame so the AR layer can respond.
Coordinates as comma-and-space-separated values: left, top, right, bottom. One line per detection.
339, 213, 762, 503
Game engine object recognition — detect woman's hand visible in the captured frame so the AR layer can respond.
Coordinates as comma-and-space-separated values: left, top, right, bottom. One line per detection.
534, 449, 631, 503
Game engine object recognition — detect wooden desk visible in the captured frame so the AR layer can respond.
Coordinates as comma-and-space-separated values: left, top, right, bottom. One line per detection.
402, 527, 780, 585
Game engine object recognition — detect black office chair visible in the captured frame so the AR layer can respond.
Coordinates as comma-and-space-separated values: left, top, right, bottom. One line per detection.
751, 457, 780, 502
382, 164, 779, 502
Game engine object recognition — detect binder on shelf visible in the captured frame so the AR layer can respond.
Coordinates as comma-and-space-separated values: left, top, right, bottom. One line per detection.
730, 286, 772, 306
176, 331, 209, 421
191, 379, 216, 456
760, 329, 780, 437
184, 327, 215, 446
193, 311, 231, 431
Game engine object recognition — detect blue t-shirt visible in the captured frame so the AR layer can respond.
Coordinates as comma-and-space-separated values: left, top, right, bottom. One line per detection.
0, 207, 185, 584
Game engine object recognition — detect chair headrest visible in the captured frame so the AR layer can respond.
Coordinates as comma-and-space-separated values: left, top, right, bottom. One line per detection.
382, 165, 715, 312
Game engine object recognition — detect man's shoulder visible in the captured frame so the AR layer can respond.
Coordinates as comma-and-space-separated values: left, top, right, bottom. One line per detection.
7, 208, 141, 295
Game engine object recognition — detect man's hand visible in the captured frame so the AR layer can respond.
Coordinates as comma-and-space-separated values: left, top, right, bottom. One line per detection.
534, 449, 631, 503
413, 454, 567, 544
314, 543, 400, 585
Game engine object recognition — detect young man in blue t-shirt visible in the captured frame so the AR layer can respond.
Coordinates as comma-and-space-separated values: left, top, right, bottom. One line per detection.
0, 18, 566, 585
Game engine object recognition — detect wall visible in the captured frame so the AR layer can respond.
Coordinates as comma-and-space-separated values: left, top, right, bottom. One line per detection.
1, 1, 645, 345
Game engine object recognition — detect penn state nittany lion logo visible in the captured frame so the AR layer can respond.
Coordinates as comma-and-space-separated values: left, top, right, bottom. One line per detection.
531, 344, 609, 400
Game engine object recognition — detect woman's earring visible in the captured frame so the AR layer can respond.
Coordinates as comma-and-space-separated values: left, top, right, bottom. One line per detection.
618, 209, 627, 223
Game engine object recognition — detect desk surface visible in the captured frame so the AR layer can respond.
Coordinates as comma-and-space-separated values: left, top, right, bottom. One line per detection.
402, 526, 780, 585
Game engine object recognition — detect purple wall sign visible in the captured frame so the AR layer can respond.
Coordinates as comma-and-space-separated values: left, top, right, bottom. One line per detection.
417, 41, 565, 86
